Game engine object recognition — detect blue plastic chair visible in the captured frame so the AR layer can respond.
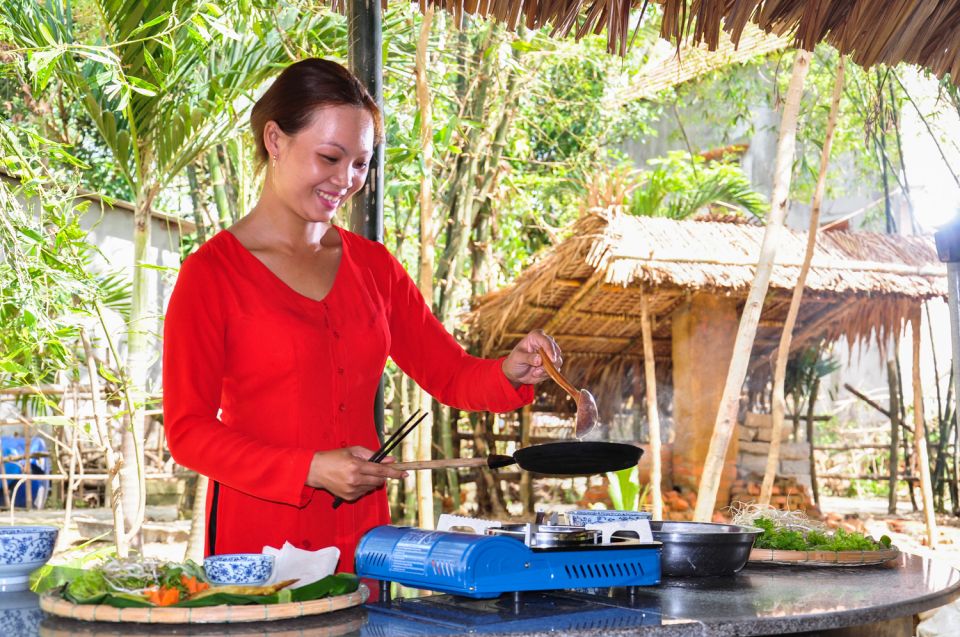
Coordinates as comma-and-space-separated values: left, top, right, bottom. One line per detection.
1, 436, 51, 508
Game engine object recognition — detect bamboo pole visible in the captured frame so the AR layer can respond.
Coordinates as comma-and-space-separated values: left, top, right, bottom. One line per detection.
693, 50, 811, 522
640, 293, 663, 520
911, 311, 938, 547
415, 6, 436, 531
761, 57, 845, 506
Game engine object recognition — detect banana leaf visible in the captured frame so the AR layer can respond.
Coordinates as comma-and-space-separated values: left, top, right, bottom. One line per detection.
62, 573, 359, 608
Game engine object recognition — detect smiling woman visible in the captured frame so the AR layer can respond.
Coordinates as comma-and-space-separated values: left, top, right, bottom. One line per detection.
161, 58, 563, 571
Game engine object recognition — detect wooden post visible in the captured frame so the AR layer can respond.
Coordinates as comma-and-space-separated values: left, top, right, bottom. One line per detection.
806, 377, 821, 507
887, 360, 901, 514
519, 405, 533, 515
911, 311, 938, 547
693, 50, 811, 522
761, 57, 844, 505
640, 293, 663, 520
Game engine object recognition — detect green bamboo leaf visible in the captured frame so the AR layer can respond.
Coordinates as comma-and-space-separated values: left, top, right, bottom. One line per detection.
38, 22, 57, 46
128, 12, 170, 38
142, 47, 163, 83
127, 76, 158, 97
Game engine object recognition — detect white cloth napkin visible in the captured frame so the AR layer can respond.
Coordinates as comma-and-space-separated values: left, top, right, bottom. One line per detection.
262, 541, 340, 588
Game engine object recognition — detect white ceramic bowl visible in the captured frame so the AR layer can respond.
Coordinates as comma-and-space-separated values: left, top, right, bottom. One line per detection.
0, 525, 58, 592
203, 553, 273, 586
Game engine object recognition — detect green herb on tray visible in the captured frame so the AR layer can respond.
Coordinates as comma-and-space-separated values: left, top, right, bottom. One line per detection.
752, 517, 893, 552
45, 557, 359, 608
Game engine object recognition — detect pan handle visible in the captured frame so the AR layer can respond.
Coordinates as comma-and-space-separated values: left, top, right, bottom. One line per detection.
392, 456, 515, 470
537, 347, 579, 403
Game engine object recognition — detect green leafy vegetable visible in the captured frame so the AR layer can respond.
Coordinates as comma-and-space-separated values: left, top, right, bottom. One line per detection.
56, 558, 359, 609
752, 517, 893, 552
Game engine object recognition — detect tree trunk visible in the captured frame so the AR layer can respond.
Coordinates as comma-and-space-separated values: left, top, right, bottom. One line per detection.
693, 50, 811, 521
911, 311, 938, 547
640, 293, 663, 520
120, 189, 159, 550
85, 315, 128, 555
760, 57, 844, 505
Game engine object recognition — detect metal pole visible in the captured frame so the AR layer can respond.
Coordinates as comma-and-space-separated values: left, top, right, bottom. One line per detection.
935, 220, 960, 438
348, 0, 386, 440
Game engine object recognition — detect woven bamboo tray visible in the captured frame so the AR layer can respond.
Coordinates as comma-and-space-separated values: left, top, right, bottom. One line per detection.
748, 547, 900, 567
39, 584, 368, 624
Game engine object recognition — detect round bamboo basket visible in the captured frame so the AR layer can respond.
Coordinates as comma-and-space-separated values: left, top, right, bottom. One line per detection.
748, 547, 900, 567
39, 584, 368, 624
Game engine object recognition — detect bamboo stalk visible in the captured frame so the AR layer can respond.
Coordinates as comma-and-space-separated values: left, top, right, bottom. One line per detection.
761, 57, 845, 506
912, 311, 939, 547
693, 50, 811, 522
640, 293, 663, 521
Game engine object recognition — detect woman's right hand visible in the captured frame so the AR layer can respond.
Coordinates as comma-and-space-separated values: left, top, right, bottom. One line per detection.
306, 447, 407, 501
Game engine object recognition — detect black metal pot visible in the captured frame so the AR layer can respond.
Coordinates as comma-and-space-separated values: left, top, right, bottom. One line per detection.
649, 521, 761, 577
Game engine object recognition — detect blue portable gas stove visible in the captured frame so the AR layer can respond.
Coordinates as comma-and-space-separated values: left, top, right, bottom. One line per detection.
355, 514, 661, 600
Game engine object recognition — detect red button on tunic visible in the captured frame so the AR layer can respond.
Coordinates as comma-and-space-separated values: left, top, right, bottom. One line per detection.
162, 228, 533, 570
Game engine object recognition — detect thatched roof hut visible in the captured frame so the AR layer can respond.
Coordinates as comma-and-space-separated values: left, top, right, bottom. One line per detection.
376, 1, 960, 84
468, 210, 947, 419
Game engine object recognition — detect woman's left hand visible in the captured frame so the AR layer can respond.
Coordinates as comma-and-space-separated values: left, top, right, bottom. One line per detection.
502, 329, 561, 387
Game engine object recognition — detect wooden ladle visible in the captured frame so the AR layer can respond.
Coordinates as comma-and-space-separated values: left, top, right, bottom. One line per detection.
537, 347, 600, 439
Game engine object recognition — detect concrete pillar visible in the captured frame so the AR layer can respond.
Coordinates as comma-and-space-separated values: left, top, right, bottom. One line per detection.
671, 294, 740, 507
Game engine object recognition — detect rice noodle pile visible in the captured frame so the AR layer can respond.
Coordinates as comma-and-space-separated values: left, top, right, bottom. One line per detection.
729, 502, 828, 533
100, 558, 164, 594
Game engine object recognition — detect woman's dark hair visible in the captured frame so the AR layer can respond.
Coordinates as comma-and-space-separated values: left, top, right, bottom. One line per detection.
250, 58, 384, 164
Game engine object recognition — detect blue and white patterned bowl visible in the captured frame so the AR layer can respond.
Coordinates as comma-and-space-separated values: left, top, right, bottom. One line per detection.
0, 589, 43, 636
203, 553, 273, 586
0, 525, 58, 592
566, 509, 652, 526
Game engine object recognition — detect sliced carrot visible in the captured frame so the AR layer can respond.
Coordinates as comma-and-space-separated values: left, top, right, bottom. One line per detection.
181, 574, 210, 595
144, 587, 162, 605
157, 586, 181, 606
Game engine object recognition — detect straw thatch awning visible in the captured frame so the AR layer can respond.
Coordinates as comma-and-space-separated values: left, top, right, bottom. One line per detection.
617, 24, 791, 102
467, 211, 947, 416
364, 1, 960, 84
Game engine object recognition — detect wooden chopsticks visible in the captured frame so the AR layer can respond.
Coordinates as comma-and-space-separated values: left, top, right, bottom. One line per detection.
331, 409, 429, 509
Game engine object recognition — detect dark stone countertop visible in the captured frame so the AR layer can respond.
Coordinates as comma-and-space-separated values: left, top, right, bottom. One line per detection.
7, 553, 960, 637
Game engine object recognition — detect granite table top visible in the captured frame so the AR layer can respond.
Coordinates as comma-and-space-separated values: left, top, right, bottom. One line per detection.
9, 553, 960, 637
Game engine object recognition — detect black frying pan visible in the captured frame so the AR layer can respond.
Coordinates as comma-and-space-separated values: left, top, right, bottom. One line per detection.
392, 441, 642, 476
